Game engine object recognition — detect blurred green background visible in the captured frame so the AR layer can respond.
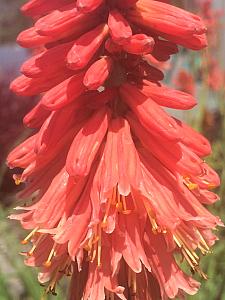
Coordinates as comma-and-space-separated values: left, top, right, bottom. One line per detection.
0, 0, 224, 299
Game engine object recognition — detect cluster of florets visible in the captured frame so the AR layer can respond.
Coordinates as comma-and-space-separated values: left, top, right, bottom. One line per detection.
8, 0, 222, 299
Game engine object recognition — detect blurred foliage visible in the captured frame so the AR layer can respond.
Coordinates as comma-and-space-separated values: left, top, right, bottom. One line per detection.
0, 0, 29, 43
188, 98, 225, 300
0, 208, 66, 300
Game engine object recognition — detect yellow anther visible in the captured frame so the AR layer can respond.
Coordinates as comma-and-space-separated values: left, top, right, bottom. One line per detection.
195, 230, 210, 255
27, 234, 44, 256
45, 267, 60, 296
43, 246, 56, 268
184, 177, 198, 190
174, 233, 208, 279
116, 202, 123, 212
143, 202, 160, 233
43, 261, 52, 268
101, 220, 108, 228
15, 178, 22, 186
187, 182, 198, 190
207, 183, 216, 190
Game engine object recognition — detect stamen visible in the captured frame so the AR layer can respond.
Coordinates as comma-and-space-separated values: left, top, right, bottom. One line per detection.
15, 178, 22, 186
19, 251, 28, 256
181, 236, 199, 260
21, 227, 39, 245
174, 234, 207, 279
111, 187, 117, 205
85, 227, 98, 254
88, 224, 103, 267
121, 195, 131, 215
174, 234, 199, 265
86, 235, 96, 260
199, 237, 210, 251
43, 244, 57, 267
59, 258, 73, 276
89, 225, 98, 262
28, 234, 44, 256
185, 248, 199, 265
208, 183, 216, 190
28, 245, 37, 256
128, 269, 137, 298
102, 190, 115, 227
66, 264, 73, 277
181, 248, 196, 270
149, 215, 158, 233
195, 230, 211, 255
113, 186, 133, 215
195, 266, 208, 280
183, 177, 198, 190
116, 192, 123, 212
97, 226, 102, 268
144, 202, 159, 233
45, 267, 60, 296
92, 235, 100, 244
90, 240, 98, 263
173, 234, 182, 247
202, 180, 216, 190
92, 224, 99, 243
198, 244, 211, 255
84, 237, 93, 252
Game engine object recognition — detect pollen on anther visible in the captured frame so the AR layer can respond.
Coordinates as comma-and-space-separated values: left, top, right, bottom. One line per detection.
15, 178, 22, 186
43, 261, 52, 268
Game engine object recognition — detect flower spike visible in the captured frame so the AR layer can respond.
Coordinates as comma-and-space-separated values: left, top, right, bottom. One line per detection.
8, 0, 221, 299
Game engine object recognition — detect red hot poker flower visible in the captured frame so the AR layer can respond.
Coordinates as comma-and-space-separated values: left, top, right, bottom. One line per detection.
8, 0, 222, 299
